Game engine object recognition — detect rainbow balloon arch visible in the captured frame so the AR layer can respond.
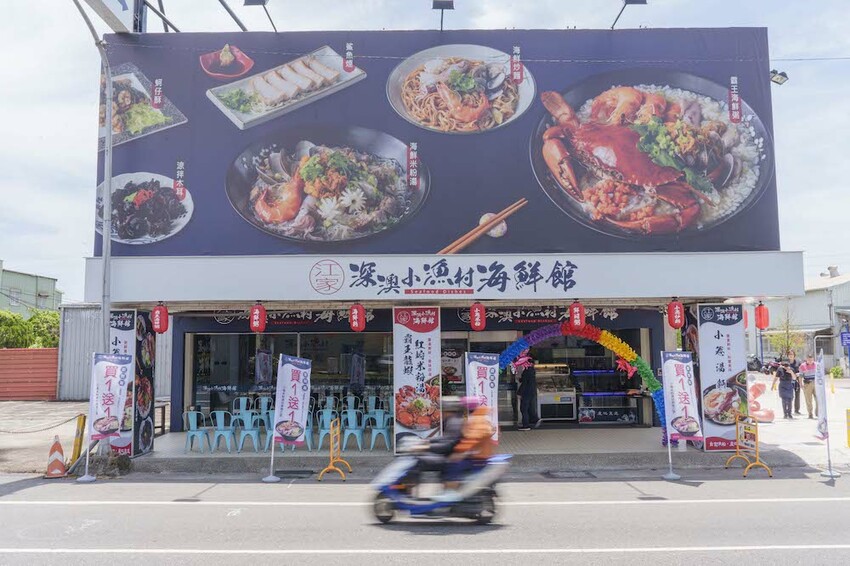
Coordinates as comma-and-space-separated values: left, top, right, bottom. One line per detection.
498, 322, 667, 439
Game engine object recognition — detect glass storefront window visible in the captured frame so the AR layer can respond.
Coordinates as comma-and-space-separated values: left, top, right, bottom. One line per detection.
298, 332, 392, 394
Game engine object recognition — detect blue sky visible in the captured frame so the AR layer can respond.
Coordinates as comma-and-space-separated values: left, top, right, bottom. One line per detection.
1, 0, 847, 300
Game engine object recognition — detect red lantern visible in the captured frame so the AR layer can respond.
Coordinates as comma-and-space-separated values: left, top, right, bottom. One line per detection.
666, 299, 685, 330
568, 300, 586, 330
755, 302, 769, 330
151, 303, 169, 334
470, 302, 486, 331
349, 303, 366, 332
249, 302, 267, 333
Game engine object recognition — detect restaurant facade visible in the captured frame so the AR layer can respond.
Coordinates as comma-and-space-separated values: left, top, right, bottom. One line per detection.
82, 27, 804, 449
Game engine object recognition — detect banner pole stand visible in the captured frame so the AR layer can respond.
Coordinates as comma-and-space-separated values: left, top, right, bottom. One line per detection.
663, 434, 680, 481
77, 437, 96, 483
821, 433, 841, 479
263, 436, 281, 483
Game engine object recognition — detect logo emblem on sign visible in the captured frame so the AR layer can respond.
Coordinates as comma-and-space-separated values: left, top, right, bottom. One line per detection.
309, 260, 345, 295
701, 307, 715, 321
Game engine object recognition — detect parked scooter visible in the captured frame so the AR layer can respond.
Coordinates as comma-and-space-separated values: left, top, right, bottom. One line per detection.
370, 439, 512, 525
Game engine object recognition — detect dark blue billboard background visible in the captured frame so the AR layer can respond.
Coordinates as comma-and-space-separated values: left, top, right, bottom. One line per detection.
97, 28, 777, 256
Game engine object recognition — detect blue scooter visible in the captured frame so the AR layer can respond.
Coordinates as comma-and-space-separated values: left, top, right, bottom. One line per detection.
370, 442, 512, 525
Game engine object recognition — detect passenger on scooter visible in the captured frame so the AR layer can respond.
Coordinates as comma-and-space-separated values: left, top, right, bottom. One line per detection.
434, 402, 495, 502
403, 397, 465, 488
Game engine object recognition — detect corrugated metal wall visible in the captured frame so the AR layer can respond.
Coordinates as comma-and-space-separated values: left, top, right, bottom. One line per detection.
0, 348, 58, 400
57, 305, 172, 401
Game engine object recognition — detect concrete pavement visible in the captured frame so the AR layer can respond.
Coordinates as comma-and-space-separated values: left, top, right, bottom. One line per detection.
0, 471, 848, 565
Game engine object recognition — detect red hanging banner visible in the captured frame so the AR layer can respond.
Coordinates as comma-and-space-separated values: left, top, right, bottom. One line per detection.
568, 301, 585, 330
667, 300, 685, 330
349, 303, 366, 332
250, 303, 267, 333
151, 303, 169, 334
470, 302, 486, 331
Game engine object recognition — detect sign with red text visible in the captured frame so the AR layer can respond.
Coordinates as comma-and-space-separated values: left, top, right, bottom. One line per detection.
465, 352, 500, 441
273, 355, 312, 446
108, 309, 136, 455
393, 307, 441, 446
88, 353, 133, 440
697, 304, 747, 452
661, 351, 703, 442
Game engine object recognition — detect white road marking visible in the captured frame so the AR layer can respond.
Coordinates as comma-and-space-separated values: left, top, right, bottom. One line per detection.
226, 509, 241, 517
1, 545, 850, 555
1, 496, 849, 507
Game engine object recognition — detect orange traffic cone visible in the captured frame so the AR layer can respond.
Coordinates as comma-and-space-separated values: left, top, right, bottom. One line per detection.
44, 435, 66, 479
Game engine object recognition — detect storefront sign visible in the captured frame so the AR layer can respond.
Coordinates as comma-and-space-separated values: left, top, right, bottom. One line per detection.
578, 406, 637, 423
108, 309, 136, 455
273, 355, 312, 446
465, 352, 500, 441
393, 307, 441, 446
95, 29, 778, 260
88, 353, 133, 440
661, 351, 703, 441
697, 304, 746, 452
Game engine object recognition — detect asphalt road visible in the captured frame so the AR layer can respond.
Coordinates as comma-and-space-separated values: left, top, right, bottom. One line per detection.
0, 471, 848, 566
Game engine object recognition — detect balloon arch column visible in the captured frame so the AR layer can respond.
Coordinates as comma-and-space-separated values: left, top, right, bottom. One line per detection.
499, 322, 668, 440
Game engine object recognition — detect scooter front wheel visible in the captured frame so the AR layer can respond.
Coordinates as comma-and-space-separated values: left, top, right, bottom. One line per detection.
373, 493, 395, 524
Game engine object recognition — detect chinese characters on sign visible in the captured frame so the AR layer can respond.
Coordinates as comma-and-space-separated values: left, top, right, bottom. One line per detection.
393, 307, 441, 448
407, 142, 419, 189
273, 355, 312, 446
728, 76, 741, 124
343, 42, 355, 73
697, 304, 746, 452
344, 257, 578, 297
88, 353, 133, 441
152, 78, 163, 109
661, 351, 704, 442
174, 160, 186, 200
109, 309, 136, 455
511, 45, 523, 83
465, 353, 500, 441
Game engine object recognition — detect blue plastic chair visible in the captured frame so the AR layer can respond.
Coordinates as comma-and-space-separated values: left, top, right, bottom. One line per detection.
183, 411, 210, 453
323, 395, 339, 412
209, 410, 235, 453
344, 395, 360, 411
316, 409, 337, 451
369, 409, 391, 451
263, 409, 280, 452
237, 410, 261, 453
231, 408, 259, 431
233, 396, 252, 413
341, 409, 365, 452
255, 396, 274, 415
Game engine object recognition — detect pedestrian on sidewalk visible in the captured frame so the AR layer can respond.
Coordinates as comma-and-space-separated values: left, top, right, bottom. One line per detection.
771, 361, 797, 419
788, 350, 802, 415
798, 353, 819, 419
517, 355, 539, 431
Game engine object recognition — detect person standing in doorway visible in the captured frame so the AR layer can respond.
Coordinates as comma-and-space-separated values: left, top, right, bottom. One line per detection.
788, 350, 802, 415
798, 354, 819, 419
517, 355, 539, 431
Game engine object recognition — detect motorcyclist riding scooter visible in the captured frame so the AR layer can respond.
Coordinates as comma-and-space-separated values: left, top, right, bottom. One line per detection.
399, 396, 465, 492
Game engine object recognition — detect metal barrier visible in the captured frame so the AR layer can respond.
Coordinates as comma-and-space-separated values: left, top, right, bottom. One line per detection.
317, 418, 352, 481
725, 415, 772, 477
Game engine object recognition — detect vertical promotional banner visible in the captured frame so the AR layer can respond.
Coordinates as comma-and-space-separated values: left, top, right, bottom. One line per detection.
393, 307, 441, 446
109, 309, 136, 455
134, 312, 155, 456
442, 348, 465, 384
697, 304, 747, 451
273, 355, 312, 446
88, 353, 133, 440
661, 351, 703, 442
814, 350, 830, 441
465, 352, 500, 441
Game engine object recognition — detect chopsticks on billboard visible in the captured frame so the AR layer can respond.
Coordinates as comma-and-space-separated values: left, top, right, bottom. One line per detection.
437, 198, 528, 255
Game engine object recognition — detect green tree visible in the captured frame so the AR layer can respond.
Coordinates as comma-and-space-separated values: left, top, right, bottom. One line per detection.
765, 304, 806, 359
28, 310, 60, 348
0, 310, 34, 348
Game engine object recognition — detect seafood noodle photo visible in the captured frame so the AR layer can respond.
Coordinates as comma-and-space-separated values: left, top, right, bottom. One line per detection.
236, 135, 421, 242
395, 383, 441, 431
400, 56, 519, 132
703, 386, 746, 425
534, 73, 769, 237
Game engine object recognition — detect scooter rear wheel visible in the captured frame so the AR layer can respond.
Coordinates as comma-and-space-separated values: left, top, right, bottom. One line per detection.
373, 493, 395, 524
475, 493, 497, 525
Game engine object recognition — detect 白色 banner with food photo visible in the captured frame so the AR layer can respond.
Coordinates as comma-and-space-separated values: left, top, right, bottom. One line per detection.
94, 28, 777, 257
696, 303, 746, 452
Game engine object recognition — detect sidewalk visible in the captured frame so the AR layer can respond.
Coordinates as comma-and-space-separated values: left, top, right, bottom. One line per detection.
0, 401, 87, 474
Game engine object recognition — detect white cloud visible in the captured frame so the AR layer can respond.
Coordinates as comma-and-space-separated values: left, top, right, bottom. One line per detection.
1, 0, 849, 299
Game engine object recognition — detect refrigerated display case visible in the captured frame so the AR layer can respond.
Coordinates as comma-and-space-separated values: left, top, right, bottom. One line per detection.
535, 366, 577, 421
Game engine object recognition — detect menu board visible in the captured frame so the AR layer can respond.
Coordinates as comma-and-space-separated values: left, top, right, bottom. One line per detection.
697, 304, 746, 452
393, 307, 441, 448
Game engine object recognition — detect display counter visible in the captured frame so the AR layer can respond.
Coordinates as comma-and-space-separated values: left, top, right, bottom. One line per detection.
535, 367, 577, 421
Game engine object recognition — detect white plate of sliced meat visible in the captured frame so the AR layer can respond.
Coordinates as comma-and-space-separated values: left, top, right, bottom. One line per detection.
207, 45, 367, 130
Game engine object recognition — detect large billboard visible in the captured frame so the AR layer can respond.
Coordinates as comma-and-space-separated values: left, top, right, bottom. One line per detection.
95, 28, 777, 257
